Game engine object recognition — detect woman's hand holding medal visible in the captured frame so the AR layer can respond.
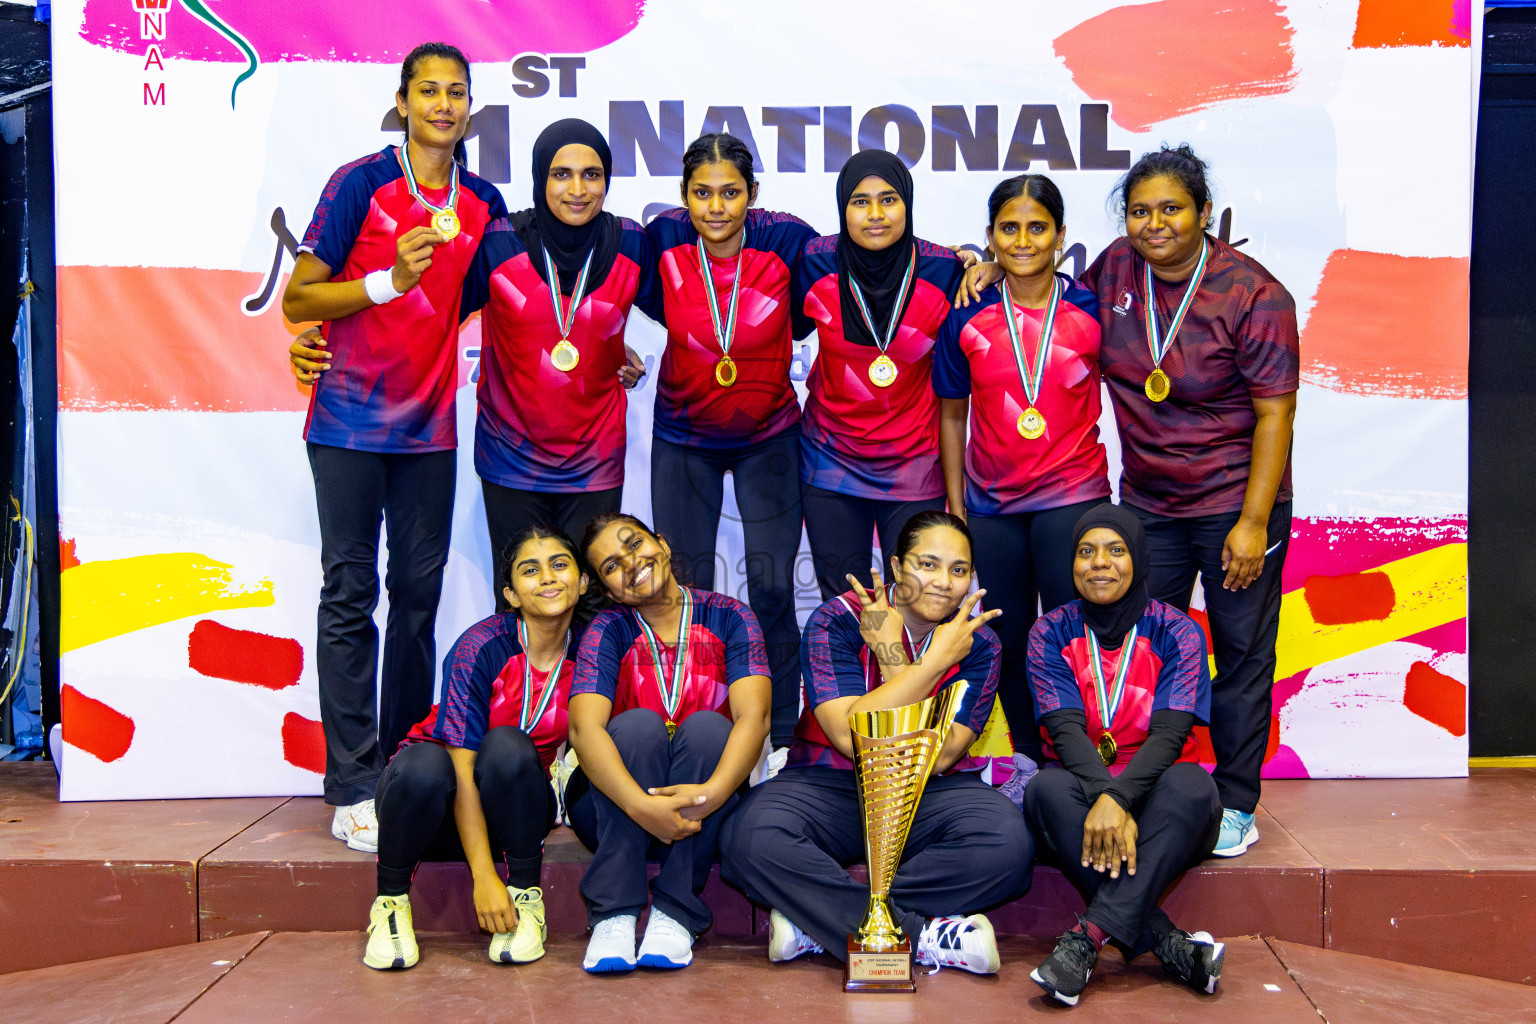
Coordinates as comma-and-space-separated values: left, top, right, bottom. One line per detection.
392, 225, 445, 294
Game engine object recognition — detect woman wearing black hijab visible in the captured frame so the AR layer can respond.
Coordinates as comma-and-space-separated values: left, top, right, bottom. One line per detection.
1023, 503, 1225, 1006
792, 150, 967, 599
460, 118, 661, 602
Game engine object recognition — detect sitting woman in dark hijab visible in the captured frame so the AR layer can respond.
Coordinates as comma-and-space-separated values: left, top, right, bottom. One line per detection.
1023, 503, 1224, 1006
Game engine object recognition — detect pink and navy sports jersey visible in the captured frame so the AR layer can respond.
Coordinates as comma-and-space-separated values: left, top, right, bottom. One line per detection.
1082, 237, 1299, 517
299, 146, 507, 453
1027, 599, 1210, 775
460, 217, 661, 492
787, 589, 1000, 772
648, 208, 817, 449
570, 587, 770, 721
794, 237, 965, 500
401, 611, 575, 774
933, 274, 1111, 516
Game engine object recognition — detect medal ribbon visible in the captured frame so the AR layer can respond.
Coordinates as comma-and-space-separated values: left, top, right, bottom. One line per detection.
634, 585, 693, 722
543, 249, 595, 340
1142, 237, 1209, 369
696, 237, 744, 358
847, 246, 918, 355
515, 616, 569, 733
1000, 276, 1062, 410
397, 144, 460, 220
1085, 625, 1139, 737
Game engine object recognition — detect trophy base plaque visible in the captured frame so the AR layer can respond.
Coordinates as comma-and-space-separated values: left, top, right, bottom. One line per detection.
843, 937, 916, 992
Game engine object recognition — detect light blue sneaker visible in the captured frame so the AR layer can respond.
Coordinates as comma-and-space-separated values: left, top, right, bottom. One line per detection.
1211, 808, 1258, 857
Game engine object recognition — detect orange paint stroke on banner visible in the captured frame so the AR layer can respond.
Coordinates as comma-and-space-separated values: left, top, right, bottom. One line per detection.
1053, 0, 1297, 133
1353, 0, 1469, 49
1301, 250, 1468, 399
58, 265, 313, 412
61, 684, 136, 763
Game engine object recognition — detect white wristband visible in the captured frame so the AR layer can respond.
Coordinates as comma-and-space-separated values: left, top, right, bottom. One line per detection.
364, 268, 404, 305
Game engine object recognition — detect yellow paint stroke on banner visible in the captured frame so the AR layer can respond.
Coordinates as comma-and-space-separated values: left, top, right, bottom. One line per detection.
969, 701, 1014, 759
61, 552, 275, 653
1276, 542, 1466, 682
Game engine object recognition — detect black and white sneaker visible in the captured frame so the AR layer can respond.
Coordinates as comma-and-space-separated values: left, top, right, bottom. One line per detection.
1031, 927, 1098, 1006
1154, 928, 1225, 994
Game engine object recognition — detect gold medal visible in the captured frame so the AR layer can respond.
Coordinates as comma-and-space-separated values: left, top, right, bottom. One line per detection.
551, 339, 580, 372
1144, 368, 1171, 402
715, 355, 738, 388
1017, 407, 1046, 439
1097, 731, 1118, 767
432, 207, 460, 241
868, 354, 898, 388
666, 720, 678, 739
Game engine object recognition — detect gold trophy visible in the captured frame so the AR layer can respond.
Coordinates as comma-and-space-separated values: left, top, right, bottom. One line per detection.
844, 680, 970, 992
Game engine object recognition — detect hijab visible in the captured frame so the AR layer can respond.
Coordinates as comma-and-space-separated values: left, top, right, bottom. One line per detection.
1071, 503, 1150, 649
514, 118, 622, 296
835, 150, 916, 347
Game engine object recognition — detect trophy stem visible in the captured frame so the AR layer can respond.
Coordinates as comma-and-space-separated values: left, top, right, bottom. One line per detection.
856, 894, 902, 952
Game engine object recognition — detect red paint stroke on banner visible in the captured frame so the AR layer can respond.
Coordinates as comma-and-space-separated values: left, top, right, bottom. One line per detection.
1403, 660, 1467, 735
281, 712, 326, 775
79, 0, 644, 64
1053, 0, 1297, 132
61, 685, 136, 762
1302, 251, 1469, 399
1281, 516, 1466, 593
1303, 571, 1396, 625
59, 536, 81, 570
1353, 0, 1469, 48
188, 619, 303, 690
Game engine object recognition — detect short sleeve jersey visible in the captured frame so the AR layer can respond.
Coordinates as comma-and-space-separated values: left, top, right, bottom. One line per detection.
647, 208, 817, 449
1082, 237, 1299, 516
794, 238, 965, 501
932, 274, 1111, 516
460, 217, 661, 493
1026, 599, 1210, 775
570, 587, 769, 722
401, 611, 575, 775
299, 147, 507, 453
788, 589, 1000, 772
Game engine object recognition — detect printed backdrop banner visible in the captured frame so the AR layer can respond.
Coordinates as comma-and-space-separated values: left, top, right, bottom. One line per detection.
51, 0, 1471, 798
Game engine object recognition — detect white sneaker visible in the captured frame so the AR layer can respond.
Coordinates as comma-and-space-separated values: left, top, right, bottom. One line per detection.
331, 798, 379, 853
489, 885, 547, 964
363, 894, 418, 970
767, 908, 823, 963
916, 913, 1000, 975
636, 907, 694, 969
583, 914, 638, 973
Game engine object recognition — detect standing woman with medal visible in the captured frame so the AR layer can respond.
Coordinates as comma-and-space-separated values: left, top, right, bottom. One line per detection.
363, 525, 586, 971
794, 151, 967, 599
564, 514, 771, 973
1024, 504, 1224, 1006
1080, 145, 1297, 858
459, 119, 658, 599
933, 174, 1110, 770
646, 134, 818, 750
282, 42, 508, 853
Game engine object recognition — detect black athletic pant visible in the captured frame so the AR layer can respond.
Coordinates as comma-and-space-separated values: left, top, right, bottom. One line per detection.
565, 709, 735, 935
481, 480, 622, 611
721, 766, 1035, 961
651, 428, 804, 747
1023, 762, 1221, 957
1130, 501, 1291, 813
801, 485, 945, 601
308, 443, 455, 805
967, 499, 1103, 762
373, 727, 556, 897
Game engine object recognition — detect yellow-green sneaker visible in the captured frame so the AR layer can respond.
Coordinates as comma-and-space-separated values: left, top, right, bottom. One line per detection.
489, 885, 547, 964
364, 894, 418, 970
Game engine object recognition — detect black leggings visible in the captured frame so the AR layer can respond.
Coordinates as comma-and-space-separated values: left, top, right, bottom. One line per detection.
373, 727, 556, 897
481, 481, 623, 611
801, 485, 945, 600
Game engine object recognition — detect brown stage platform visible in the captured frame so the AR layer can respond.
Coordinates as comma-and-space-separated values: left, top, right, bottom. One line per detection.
3, 932, 1533, 1024
2, 763, 1534, 987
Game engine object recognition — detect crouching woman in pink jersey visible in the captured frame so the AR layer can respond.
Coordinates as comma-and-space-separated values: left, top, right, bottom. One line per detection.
1024, 504, 1224, 1006
364, 525, 585, 970
565, 513, 771, 972
722, 511, 1034, 975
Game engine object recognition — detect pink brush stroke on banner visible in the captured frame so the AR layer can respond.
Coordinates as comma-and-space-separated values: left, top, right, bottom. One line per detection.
80, 0, 644, 63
